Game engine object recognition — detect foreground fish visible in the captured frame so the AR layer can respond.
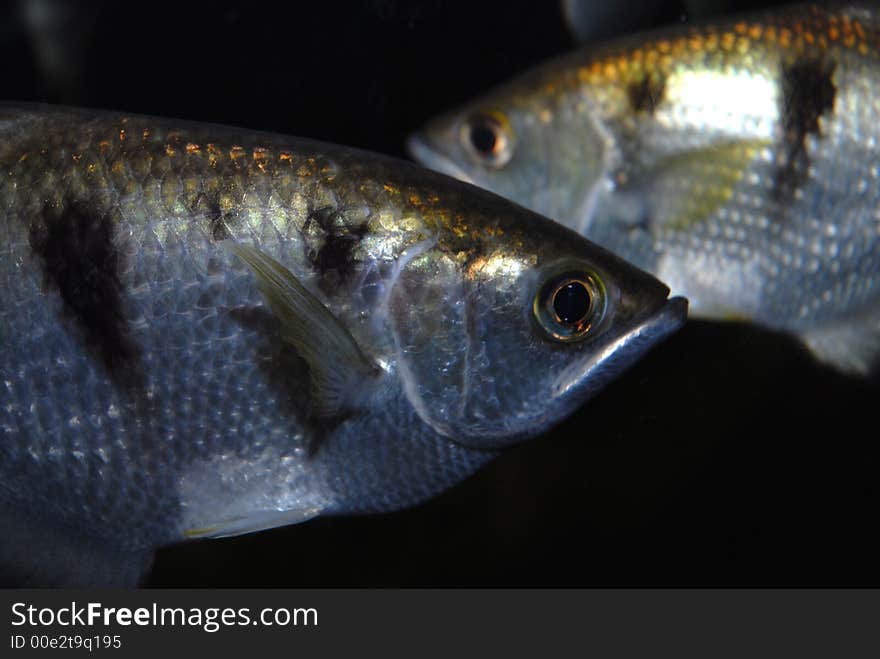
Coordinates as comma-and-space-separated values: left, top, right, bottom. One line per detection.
410, 3, 880, 374
0, 104, 685, 585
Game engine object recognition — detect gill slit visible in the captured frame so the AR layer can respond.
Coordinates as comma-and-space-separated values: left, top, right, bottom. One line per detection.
576, 91, 619, 235
382, 233, 457, 439
375, 235, 439, 328
457, 278, 474, 421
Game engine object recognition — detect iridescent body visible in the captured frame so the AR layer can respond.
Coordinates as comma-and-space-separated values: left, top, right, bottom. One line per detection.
410, 3, 880, 373
0, 105, 684, 584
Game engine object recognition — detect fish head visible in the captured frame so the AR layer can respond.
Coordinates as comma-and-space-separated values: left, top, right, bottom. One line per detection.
390, 187, 686, 451
407, 74, 608, 228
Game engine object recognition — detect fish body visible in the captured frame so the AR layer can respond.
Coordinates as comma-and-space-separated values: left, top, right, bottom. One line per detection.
410, 3, 880, 373
0, 105, 684, 584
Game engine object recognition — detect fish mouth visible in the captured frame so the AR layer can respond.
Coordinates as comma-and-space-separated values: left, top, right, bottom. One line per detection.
554, 296, 688, 400
406, 132, 476, 185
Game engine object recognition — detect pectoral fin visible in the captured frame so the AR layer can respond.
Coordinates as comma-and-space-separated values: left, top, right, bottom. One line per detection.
626, 139, 770, 232
184, 507, 323, 539
226, 242, 380, 416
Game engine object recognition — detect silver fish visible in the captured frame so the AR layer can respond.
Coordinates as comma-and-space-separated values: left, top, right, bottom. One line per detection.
409, 3, 880, 374
0, 104, 685, 585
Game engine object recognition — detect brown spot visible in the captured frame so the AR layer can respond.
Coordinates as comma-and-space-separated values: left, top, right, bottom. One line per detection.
29, 201, 142, 384
190, 193, 231, 241
302, 207, 368, 292
627, 74, 666, 115
774, 57, 837, 200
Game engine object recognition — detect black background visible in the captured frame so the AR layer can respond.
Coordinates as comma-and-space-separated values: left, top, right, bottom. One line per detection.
2, 0, 877, 586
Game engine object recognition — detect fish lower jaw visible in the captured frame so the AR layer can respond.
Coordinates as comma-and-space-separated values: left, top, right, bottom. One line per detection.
553, 296, 688, 401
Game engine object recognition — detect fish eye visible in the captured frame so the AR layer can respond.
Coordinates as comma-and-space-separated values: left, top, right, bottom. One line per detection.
461, 112, 513, 167
534, 271, 606, 342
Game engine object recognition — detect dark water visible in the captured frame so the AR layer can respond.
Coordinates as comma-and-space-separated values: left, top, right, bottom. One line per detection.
3, 0, 877, 586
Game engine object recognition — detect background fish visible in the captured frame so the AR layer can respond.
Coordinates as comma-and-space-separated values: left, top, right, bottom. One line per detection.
410, 2, 880, 374
1, 0, 873, 589
0, 105, 684, 585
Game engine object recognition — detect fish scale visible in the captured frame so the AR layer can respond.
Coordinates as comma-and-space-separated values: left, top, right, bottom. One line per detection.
410, 3, 880, 373
0, 104, 684, 584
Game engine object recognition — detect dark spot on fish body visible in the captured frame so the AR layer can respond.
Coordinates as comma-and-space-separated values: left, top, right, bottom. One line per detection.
627, 74, 666, 115
29, 201, 143, 385
302, 206, 369, 290
774, 57, 837, 201
189, 192, 231, 241
225, 305, 342, 455
432, 232, 487, 276
469, 236, 488, 262
315, 224, 368, 275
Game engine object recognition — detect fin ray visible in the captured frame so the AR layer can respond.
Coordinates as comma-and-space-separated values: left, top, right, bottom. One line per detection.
623, 139, 770, 232
184, 507, 322, 539
226, 241, 380, 416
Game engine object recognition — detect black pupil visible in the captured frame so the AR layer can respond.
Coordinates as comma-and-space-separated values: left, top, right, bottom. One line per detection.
470, 121, 497, 155
553, 282, 590, 325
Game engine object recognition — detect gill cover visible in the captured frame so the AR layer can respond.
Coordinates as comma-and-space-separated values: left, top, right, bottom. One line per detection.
387, 247, 610, 450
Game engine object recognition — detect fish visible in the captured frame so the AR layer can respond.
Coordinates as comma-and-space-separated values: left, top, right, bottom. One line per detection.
409, 2, 880, 374
0, 104, 686, 586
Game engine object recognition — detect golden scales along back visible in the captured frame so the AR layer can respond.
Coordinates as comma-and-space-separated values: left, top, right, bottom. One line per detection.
0, 104, 685, 585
